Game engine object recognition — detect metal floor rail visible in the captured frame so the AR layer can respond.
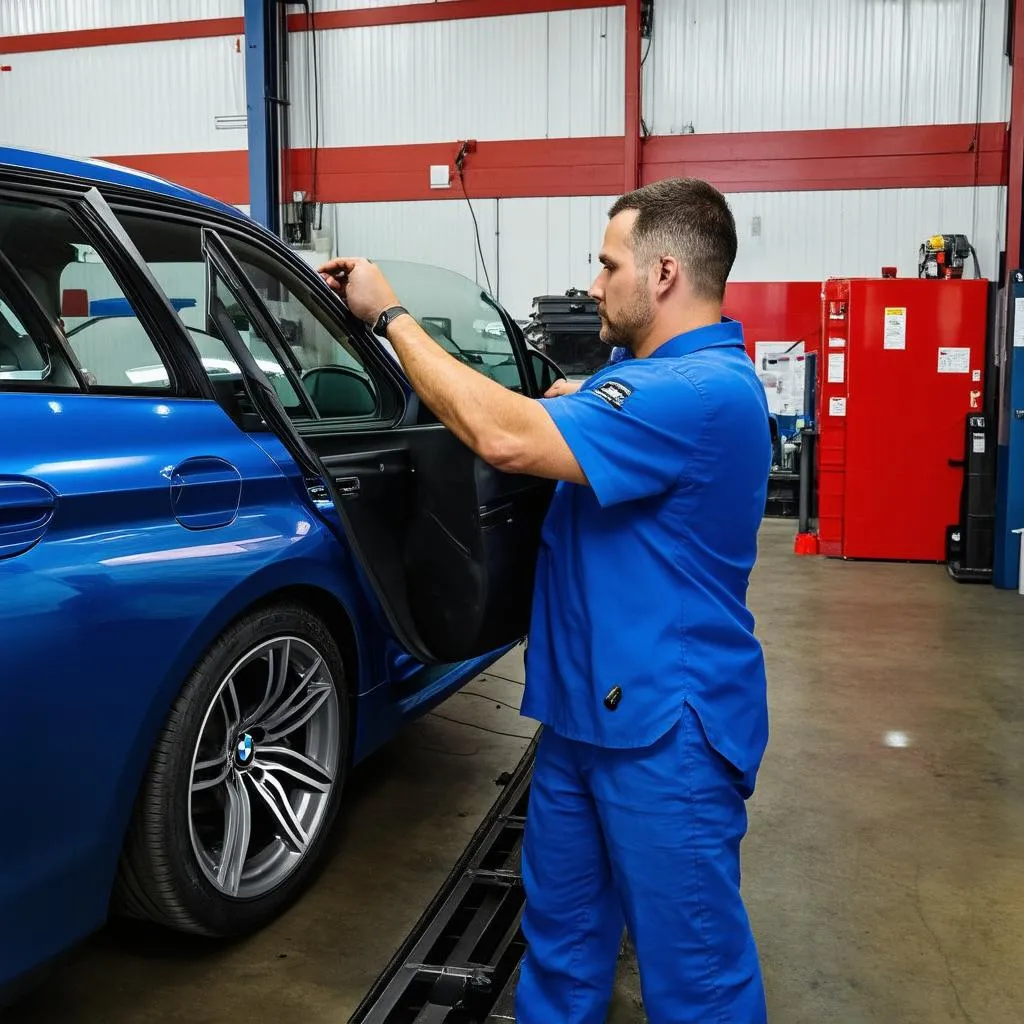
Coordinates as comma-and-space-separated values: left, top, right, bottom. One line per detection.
349, 735, 538, 1024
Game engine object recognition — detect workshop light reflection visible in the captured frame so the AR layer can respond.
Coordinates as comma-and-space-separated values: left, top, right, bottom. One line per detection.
884, 731, 911, 748
48, 401, 62, 414
154, 404, 171, 416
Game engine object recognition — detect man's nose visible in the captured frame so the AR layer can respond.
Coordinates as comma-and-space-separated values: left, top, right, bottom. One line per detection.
589, 278, 603, 302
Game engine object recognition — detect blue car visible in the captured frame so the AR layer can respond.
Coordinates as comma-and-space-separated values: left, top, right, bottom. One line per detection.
0, 147, 565, 995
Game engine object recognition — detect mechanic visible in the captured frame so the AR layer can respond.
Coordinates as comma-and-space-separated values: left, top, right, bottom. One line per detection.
320, 176, 771, 1024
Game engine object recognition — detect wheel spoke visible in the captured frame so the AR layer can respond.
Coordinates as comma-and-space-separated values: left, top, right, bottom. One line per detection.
260, 681, 332, 743
244, 639, 292, 730
192, 754, 231, 793
217, 771, 252, 896
219, 677, 241, 735
250, 769, 309, 853
259, 745, 334, 793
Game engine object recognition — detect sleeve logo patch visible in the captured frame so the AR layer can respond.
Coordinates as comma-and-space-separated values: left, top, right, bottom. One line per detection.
594, 379, 633, 409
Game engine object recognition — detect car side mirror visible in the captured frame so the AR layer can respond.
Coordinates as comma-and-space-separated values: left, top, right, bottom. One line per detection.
529, 350, 566, 396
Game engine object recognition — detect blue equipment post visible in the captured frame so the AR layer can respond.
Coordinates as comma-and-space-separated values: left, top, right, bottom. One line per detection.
994, 271, 1024, 589
244, 0, 283, 234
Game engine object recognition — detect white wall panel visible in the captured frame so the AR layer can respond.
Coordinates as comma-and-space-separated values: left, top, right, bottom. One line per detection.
0, 38, 246, 157
328, 198, 500, 297
642, 0, 1011, 135
287, 8, 624, 148
494, 196, 614, 319
726, 187, 1005, 284
0, 0, 240, 35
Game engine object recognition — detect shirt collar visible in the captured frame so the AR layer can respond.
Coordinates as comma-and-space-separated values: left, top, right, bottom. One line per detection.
649, 317, 745, 359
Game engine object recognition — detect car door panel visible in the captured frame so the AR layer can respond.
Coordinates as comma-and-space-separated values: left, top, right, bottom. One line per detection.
197, 228, 553, 666
308, 424, 554, 664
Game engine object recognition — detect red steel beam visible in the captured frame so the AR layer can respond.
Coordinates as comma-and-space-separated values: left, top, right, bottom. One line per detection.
642, 122, 1008, 193
288, 137, 626, 203
1006, 0, 1024, 283
0, 17, 243, 53
623, 0, 642, 193
101, 122, 1009, 209
100, 151, 250, 206
287, 0, 623, 33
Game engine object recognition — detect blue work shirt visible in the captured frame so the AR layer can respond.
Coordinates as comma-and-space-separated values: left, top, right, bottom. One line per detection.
521, 318, 772, 783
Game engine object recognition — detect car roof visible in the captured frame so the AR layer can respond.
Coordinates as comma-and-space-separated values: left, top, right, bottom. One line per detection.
0, 145, 247, 222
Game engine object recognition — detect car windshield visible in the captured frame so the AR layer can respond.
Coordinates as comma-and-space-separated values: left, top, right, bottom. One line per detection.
372, 260, 522, 389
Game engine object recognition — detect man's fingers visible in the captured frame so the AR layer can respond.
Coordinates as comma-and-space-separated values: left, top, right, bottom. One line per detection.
317, 256, 360, 278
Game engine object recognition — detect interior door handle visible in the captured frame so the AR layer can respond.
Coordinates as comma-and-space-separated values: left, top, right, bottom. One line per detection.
336, 476, 361, 498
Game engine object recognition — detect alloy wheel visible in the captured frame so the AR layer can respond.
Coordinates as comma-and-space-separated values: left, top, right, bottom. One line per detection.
187, 636, 340, 899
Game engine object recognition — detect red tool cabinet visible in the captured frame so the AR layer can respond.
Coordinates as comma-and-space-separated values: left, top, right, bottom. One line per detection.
816, 277, 989, 562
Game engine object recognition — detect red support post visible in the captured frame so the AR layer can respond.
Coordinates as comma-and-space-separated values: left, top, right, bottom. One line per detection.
624, 0, 642, 194
1006, 0, 1024, 284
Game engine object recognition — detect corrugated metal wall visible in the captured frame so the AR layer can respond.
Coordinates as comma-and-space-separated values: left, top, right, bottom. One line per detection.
0, 37, 246, 156
286, 8, 625, 148
642, 0, 1010, 134
0, 0, 1012, 311
0, 0, 239, 34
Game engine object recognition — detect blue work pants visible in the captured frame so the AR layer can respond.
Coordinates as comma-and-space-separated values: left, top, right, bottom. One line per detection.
515, 705, 766, 1023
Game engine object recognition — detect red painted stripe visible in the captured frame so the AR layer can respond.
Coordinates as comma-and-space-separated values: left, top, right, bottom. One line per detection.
0, 17, 243, 55
289, 137, 625, 203
95, 123, 1009, 210
642, 123, 1008, 192
100, 151, 249, 206
286, 0, 623, 33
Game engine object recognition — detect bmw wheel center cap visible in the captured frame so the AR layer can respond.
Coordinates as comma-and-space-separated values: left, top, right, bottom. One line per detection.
235, 733, 255, 768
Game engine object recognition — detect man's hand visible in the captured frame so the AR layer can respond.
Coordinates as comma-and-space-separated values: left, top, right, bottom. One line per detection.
544, 378, 583, 398
319, 257, 399, 327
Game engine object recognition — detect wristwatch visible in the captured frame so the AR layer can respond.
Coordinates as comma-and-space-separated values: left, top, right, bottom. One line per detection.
372, 305, 410, 337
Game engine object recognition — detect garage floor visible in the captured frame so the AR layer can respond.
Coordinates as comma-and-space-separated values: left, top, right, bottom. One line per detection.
7, 520, 1024, 1023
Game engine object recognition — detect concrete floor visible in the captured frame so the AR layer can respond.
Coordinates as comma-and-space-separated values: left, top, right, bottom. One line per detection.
7, 519, 1024, 1023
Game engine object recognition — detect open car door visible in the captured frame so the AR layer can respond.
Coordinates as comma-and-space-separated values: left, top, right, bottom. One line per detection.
198, 229, 558, 666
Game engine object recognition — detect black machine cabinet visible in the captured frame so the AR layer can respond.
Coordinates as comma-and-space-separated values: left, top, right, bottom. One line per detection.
525, 289, 608, 377
946, 413, 997, 582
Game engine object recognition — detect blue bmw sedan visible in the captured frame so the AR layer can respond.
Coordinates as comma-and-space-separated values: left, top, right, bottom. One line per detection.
0, 147, 561, 994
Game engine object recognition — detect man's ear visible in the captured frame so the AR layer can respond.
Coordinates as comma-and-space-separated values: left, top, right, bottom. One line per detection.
655, 255, 682, 297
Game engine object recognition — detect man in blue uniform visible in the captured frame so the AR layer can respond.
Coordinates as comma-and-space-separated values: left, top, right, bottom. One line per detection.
321, 176, 771, 1023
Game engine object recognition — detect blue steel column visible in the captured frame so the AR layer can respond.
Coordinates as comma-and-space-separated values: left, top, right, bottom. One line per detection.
244, 0, 281, 234
994, 273, 1024, 590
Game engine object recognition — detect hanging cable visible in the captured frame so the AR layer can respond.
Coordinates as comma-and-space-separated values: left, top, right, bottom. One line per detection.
455, 142, 494, 296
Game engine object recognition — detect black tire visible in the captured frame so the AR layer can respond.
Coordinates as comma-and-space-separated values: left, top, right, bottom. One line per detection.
113, 602, 351, 936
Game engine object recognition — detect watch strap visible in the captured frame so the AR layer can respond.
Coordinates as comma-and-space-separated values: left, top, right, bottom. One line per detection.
373, 305, 410, 336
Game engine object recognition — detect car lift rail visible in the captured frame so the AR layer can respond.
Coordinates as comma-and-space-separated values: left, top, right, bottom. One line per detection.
350, 735, 537, 1024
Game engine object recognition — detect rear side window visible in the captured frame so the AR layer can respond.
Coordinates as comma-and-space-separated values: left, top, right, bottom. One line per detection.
0, 273, 80, 391
0, 197, 172, 391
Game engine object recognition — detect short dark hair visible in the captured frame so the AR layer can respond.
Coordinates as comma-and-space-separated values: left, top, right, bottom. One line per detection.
609, 177, 737, 301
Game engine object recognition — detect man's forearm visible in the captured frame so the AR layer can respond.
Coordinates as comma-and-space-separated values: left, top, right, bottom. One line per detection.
384, 314, 585, 483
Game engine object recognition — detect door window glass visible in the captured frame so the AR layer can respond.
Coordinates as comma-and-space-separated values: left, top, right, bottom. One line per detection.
223, 237, 381, 420
116, 212, 382, 422
372, 260, 526, 392
0, 280, 79, 389
0, 198, 172, 390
